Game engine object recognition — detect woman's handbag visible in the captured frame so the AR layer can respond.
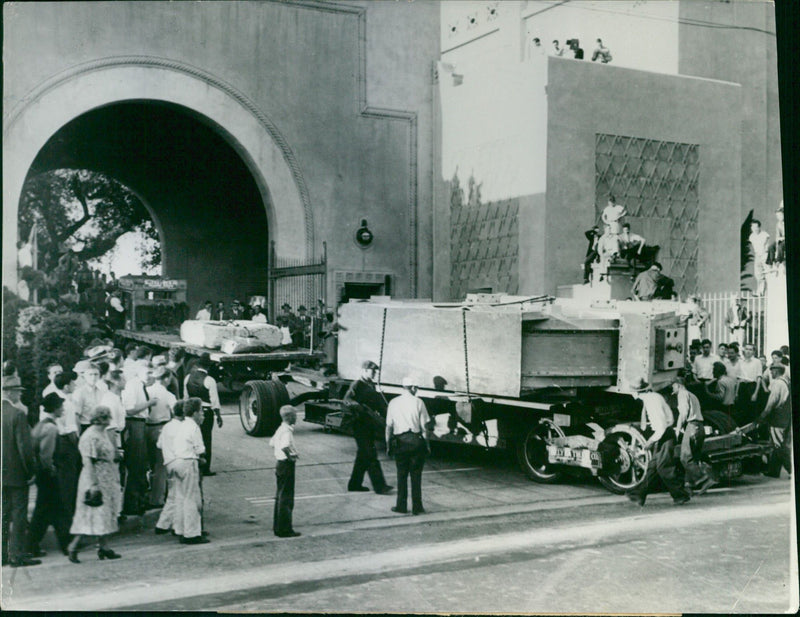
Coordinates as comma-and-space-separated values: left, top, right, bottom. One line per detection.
84, 488, 104, 507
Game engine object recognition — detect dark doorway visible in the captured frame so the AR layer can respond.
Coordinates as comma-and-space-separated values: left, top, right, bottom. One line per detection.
340, 278, 391, 304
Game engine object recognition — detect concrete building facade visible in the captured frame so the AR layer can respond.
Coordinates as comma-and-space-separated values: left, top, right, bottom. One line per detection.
3, 0, 439, 309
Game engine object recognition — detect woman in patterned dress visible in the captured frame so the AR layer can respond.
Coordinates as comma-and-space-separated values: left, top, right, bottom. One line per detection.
67, 405, 122, 562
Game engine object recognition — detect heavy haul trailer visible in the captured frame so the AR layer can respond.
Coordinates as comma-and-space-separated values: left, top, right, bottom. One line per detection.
239, 295, 772, 493
116, 328, 324, 392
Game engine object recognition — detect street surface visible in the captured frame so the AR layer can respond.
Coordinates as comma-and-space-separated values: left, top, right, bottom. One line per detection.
2, 388, 797, 613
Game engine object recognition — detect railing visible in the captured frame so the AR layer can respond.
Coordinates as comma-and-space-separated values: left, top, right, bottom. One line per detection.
268, 242, 327, 323
695, 291, 767, 354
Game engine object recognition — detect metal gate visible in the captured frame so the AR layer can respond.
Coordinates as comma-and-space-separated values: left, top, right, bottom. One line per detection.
268, 242, 327, 323
696, 291, 766, 354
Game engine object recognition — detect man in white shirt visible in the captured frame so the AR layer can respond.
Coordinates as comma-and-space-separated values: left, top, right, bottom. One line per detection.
121, 364, 159, 516
749, 219, 770, 296
270, 405, 300, 538
626, 378, 690, 507
146, 367, 177, 508
723, 344, 743, 381
72, 364, 106, 432
195, 300, 213, 321
41, 364, 63, 399
692, 339, 720, 382
155, 400, 186, 536
386, 376, 431, 516
736, 343, 763, 424
672, 375, 714, 495
100, 369, 127, 449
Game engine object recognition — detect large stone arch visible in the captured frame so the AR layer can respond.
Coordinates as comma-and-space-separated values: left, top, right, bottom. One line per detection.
3, 56, 313, 289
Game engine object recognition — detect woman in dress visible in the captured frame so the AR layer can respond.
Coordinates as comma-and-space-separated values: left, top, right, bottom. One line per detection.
67, 405, 123, 562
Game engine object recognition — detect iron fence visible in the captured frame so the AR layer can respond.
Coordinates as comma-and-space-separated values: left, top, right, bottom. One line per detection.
695, 291, 767, 354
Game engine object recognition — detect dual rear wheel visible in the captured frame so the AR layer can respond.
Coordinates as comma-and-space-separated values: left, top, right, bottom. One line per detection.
239, 379, 290, 437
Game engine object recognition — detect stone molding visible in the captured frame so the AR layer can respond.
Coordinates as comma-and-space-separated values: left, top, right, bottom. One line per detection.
4, 54, 316, 261
281, 0, 419, 296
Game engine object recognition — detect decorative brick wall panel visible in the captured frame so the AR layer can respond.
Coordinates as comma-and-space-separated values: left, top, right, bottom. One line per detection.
449, 174, 519, 299
595, 134, 699, 296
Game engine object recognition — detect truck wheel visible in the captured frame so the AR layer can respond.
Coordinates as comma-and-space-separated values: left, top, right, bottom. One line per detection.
702, 410, 738, 434
597, 425, 650, 494
239, 380, 289, 437
516, 418, 565, 483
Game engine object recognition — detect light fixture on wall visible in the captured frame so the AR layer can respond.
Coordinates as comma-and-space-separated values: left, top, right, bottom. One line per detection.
355, 218, 374, 248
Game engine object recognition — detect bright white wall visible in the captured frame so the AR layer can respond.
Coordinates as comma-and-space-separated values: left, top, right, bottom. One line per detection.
522, 1, 680, 74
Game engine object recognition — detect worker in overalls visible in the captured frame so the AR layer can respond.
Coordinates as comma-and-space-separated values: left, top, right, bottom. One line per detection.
184, 354, 223, 477
343, 360, 393, 494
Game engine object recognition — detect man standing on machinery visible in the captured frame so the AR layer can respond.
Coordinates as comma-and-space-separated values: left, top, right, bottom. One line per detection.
343, 360, 393, 495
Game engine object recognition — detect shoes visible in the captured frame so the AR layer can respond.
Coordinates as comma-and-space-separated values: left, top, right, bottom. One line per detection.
202, 471, 217, 477
10, 557, 41, 567
180, 536, 211, 545
275, 531, 301, 538
146, 503, 164, 511
154, 527, 170, 535
375, 486, 394, 495
348, 486, 370, 492
412, 508, 426, 515
391, 506, 408, 514
626, 493, 645, 507
673, 496, 691, 506
98, 547, 121, 560
28, 547, 47, 558
67, 550, 80, 564
694, 477, 715, 496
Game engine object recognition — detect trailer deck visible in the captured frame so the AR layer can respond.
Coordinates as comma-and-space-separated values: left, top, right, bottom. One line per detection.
117, 329, 324, 363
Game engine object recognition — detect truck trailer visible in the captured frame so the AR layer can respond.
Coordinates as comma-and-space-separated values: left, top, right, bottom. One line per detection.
238, 294, 771, 494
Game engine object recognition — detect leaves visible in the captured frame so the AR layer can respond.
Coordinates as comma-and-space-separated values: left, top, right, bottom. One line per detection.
18, 169, 160, 270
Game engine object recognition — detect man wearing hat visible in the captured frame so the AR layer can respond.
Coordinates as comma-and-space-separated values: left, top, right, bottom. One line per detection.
343, 361, 393, 495
385, 376, 431, 515
276, 303, 298, 333
626, 378, 690, 507
146, 366, 178, 507
2, 375, 39, 567
672, 373, 714, 496
757, 362, 792, 478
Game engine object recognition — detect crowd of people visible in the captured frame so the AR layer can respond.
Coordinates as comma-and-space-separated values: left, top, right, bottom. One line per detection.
531, 36, 612, 63
627, 338, 792, 508
1, 340, 226, 567
195, 298, 335, 351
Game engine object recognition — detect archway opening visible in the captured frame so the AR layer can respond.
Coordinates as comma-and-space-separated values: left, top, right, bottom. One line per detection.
18, 101, 270, 312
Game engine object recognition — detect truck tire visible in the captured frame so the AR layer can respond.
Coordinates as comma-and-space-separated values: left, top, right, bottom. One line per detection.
597, 425, 650, 495
239, 380, 289, 437
516, 418, 565, 483
703, 410, 738, 434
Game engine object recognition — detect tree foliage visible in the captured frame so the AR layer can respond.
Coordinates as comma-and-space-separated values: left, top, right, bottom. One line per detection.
18, 168, 160, 270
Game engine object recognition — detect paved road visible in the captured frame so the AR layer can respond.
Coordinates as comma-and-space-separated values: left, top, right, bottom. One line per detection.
2, 393, 797, 613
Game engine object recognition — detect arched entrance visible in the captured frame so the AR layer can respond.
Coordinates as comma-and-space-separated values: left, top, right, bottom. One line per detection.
4, 58, 313, 309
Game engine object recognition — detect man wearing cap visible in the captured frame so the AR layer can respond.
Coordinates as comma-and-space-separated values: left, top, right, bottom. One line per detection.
146, 367, 177, 508
386, 376, 431, 515
28, 392, 72, 558
2, 375, 40, 567
626, 378, 690, 506
757, 362, 792, 478
632, 262, 665, 301
343, 361, 393, 495
185, 353, 223, 476
672, 374, 714, 496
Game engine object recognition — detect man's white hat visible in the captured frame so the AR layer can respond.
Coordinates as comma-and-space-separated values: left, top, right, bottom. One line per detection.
401, 376, 415, 388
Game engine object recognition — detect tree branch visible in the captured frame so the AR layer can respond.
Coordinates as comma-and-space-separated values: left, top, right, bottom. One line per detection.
57, 174, 93, 242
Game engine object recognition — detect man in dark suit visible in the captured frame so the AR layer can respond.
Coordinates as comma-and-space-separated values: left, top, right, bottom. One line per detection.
2, 375, 40, 567
343, 361, 393, 494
